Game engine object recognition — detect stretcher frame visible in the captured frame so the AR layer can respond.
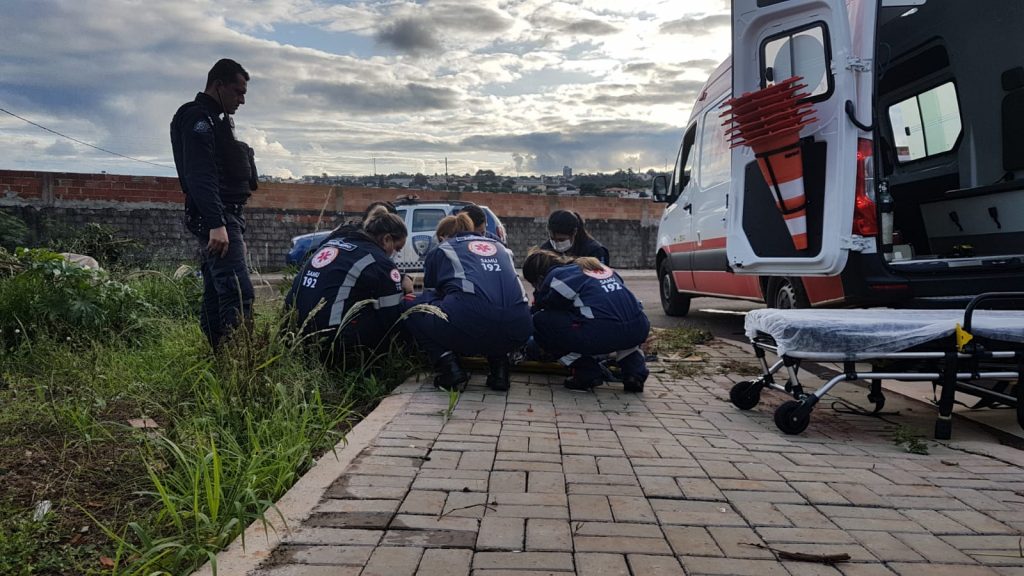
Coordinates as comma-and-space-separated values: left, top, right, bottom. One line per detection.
730, 293, 1024, 439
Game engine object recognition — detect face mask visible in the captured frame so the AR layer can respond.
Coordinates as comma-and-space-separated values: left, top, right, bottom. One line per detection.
550, 238, 573, 253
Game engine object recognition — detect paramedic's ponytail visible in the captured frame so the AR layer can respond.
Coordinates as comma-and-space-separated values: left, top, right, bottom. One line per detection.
522, 248, 572, 285
573, 257, 604, 274
363, 207, 407, 242
436, 212, 474, 241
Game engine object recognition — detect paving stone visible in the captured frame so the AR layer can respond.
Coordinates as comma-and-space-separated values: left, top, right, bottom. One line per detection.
848, 530, 924, 562
473, 552, 575, 571
572, 536, 672, 555
790, 481, 851, 504
663, 526, 724, 557
831, 517, 926, 532
940, 510, 1016, 534
529, 471, 566, 494
708, 526, 774, 559
887, 564, 1000, 576
758, 528, 856, 544
569, 494, 612, 521
442, 491, 490, 518
415, 548, 472, 576
782, 561, 844, 576
411, 476, 488, 492
679, 555, 790, 576
562, 455, 598, 474
391, 514, 479, 532
638, 476, 684, 498
566, 483, 645, 496
256, 566, 361, 576
774, 504, 838, 529
678, 478, 728, 501
458, 451, 496, 470
836, 565, 899, 576
490, 470, 527, 493
477, 517, 524, 551
900, 509, 971, 534
573, 522, 664, 539
271, 544, 375, 565
650, 499, 747, 526
893, 532, 976, 563
362, 546, 424, 576
306, 511, 393, 529
627, 554, 686, 576
526, 518, 573, 552
281, 527, 384, 546
399, 490, 448, 515
326, 484, 409, 500
575, 552, 630, 576
608, 495, 657, 523
381, 529, 477, 548
315, 499, 400, 514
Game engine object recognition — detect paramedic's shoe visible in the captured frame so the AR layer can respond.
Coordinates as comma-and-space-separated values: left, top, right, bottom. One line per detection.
434, 352, 468, 392
486, 357, 511, 391
563, 368, 604, 391
618, 351, 649, 393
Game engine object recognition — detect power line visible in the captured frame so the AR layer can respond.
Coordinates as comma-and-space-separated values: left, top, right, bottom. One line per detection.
0, 106, 175, 171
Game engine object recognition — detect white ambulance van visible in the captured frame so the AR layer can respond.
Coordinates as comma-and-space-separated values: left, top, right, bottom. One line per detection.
653, 0, 1024, 315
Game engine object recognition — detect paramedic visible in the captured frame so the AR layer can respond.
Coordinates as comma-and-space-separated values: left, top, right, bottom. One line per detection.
539, 210, 610, 264
284, 207, 408, 362
171, 58, 259, 349
458, 204, 504, 244
522, 249, 649, 392
403, 213, 532, 392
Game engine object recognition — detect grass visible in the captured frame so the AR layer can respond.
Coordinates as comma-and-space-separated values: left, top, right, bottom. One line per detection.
0, 257, 423, 575
892, 425, 930, 455
646, 327, 714, 378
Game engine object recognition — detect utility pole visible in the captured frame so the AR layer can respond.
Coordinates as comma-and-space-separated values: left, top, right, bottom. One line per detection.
445, 156, 449, 192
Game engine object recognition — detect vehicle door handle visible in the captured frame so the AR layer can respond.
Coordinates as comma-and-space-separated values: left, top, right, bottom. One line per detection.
683, 203, 692, 212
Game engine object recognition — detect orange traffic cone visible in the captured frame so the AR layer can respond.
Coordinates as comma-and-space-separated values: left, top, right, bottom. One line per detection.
721, 77, 816, 251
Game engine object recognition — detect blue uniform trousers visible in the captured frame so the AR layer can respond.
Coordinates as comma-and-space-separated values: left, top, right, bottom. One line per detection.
404, 290, 533, 365
531, 312, 650, 382
194, 213, 254, 349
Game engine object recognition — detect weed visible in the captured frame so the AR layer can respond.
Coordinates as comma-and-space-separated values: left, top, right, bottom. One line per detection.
443, 388, 461, 422
0, 502, 95, 576
647, 327, 713, 358
892, 425, 930, 455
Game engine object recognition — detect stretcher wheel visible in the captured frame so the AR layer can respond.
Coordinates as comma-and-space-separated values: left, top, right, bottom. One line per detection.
774, 400, 810, 435
729, 381, 761, 410
867, 391, 886, 414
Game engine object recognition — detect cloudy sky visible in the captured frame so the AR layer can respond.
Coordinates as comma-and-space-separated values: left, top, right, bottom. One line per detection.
0, 0, 729, 179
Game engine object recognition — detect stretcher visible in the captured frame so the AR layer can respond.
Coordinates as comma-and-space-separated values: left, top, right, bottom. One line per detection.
730, 293, 1024, 438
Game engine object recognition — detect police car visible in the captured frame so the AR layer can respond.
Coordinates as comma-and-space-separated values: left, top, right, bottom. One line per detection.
286, 200, 508, 271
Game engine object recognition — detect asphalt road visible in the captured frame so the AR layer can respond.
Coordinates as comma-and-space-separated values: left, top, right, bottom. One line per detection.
622, 270, 763, 344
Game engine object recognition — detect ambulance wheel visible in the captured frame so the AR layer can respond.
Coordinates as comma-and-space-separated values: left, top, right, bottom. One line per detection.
774, 400, 811, 435
659, 263, 691, 316
767, 277, 810, 310
729, 381, 761, 410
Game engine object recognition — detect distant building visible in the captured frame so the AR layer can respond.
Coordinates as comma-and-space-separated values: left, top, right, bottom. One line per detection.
563, 165, 572, 179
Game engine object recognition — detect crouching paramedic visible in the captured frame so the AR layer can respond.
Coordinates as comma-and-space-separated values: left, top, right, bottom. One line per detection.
522, 249, 650, 393
403, 213, 532, 391
285, 207, 408, 361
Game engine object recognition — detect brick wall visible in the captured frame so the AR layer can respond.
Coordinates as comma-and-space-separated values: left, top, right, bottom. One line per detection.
0, 170, 663, 269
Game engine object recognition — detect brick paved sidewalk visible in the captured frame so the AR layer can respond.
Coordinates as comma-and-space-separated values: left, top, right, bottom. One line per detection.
237, 339, 1024, 576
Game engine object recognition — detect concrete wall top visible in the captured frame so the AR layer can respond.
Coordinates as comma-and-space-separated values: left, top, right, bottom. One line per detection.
0, 169, 664, 223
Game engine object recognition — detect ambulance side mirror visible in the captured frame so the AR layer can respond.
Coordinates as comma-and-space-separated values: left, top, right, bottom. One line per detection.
652, 174, 670, 203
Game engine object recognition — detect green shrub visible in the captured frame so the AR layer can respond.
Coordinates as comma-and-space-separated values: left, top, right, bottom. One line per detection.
49, 223, 143, 270
0, 248, 145, 348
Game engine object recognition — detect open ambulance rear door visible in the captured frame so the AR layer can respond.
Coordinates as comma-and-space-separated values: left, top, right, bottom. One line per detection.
727, 0, 866, 276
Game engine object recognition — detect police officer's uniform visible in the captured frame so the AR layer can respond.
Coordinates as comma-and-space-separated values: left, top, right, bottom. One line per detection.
285, 233, 405, 356
404, 232, 533, 389
540, 237, 610, 265
170, 92, 258, 348
530, 263, 649, 391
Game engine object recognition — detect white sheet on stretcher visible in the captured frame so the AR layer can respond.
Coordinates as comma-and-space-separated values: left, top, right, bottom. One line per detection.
744, 309, 1024, 358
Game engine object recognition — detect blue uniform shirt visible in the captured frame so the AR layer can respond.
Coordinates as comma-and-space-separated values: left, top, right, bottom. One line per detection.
540, 237, 610, 265
285, 234, 404, 334
534, 263, 643, 322
423, 232, 527, 307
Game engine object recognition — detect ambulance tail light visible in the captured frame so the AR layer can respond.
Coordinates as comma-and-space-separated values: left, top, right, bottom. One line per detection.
852, 138, 878, 236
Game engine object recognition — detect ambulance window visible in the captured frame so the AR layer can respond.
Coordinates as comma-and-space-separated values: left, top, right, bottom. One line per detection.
698, 103, 730, 189
412, 209, 446, 232
887, 82, 962, 163
761, 23, 832, 102
672, 125, 697, 198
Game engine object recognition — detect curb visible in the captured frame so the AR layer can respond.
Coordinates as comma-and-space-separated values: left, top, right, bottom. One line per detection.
192, 378, 423, 576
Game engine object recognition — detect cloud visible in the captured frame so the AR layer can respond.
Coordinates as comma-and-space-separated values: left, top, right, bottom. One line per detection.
659, 14, 730, 35
584, 79, 706, 106
294, 80, 461, 113
44, 141, 77, 157
563, 19, 620, 36
375, 18, 441, 55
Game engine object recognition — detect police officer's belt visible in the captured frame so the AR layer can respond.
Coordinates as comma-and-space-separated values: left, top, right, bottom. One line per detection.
223, 202, 245, 216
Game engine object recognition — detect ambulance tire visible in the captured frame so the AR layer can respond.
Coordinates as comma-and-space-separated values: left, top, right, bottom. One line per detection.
659, 262, 691, 317
766, 277, 810, 310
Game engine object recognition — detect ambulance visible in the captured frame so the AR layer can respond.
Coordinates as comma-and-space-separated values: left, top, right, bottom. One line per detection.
653, 0, 1024, 315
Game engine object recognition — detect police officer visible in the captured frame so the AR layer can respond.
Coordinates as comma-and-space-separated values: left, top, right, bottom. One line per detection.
285, 207, 408, 361
522, 249, 649, 393
170, 58, 259, 349
539, 210, 610, 265
404, 213, 532, 391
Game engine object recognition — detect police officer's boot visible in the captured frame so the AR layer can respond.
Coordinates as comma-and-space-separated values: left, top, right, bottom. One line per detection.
486, 356, 511, 391
618, 350, 649, 394
434, 351, 469, 392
